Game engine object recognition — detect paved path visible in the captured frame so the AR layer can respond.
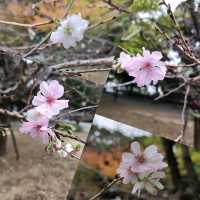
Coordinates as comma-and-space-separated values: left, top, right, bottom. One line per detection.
97, 93, 194, 147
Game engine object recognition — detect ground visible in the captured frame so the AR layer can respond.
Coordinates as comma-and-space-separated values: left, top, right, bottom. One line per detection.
0, 130, 86, 200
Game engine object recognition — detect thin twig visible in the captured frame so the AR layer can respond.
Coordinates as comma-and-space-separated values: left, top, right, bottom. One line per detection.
11, 42, 54, 51
166, 63, 197, 68
175, 85, 191, 142
66, 85, 93, 104
155, 24, 200, 65
0, 109, 24, 119
89, 177, 123, 200
23, 31, 52, 58
0, 19, 53, 28
111, 80, 133, 88
162, 0, 192, 54
56, 105, 98, 120
0, 83, 20, 94
63, 0, 76, 18
191, 75, 200, 82
50, 57, 114, 70
54, 129, 86, 144
62, 68, 112, 74
155, 82, 186, 101
103, 0, 132, 14
88, 15, 118, 30
68, 105, 98, 114
155, 74, 200, 101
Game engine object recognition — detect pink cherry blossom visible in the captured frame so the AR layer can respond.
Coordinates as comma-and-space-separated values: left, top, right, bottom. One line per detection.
25, 107, 47, 121
118, 52, 133, 71
119, 49, 167, 87
32, 80, 69, 116
118, 52, 141, 75
117, 142, 167, 184
20, 117, 49, 144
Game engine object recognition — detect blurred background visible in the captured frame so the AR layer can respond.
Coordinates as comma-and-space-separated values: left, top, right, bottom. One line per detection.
67, 115, 200, 200
91, 0, 200, 148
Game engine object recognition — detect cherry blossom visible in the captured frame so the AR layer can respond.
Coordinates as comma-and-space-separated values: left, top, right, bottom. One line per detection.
20, 80, 70, 147
117, 142, 167, 175
50, 13, 89, 49
119, 49, 167, 87
117, 141, 167, 196
131, 171, 165, 196
32, 80, 69, 116
20, 117, 49, 144
25, 107, 48, 121
57, 143, 74, 158
118, 52, 134, 72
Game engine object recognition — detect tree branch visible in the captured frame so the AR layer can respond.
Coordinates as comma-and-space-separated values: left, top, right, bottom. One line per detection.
54, 129, 86, 144
50, 57, 114, 70
89, 177, 123, 200
0, 19, 53, 28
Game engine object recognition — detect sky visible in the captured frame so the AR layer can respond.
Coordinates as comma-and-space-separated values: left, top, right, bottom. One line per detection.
93, 114, 152, 138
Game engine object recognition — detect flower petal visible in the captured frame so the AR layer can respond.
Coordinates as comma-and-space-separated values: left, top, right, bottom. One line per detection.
32, 93, 46, 106
144, 182, 158, 195
50, 27, 65, 43
144, 145, 158, 157
40, 81, 51, 97
19, 122, 34, 134
48, 80, 64, 98
152, 51, 163, 61
26, 108, 47, 121
41, 132, 49, 144
54, 100, 69, 111
130, 141, 141, 155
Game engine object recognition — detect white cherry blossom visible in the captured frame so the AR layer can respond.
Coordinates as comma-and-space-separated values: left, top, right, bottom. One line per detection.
50, 13, 89, 49
132, 171, 165, 196
58, 143, 74, 158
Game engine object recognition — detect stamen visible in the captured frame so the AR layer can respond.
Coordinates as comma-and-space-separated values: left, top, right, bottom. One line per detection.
64, 27, 72, 35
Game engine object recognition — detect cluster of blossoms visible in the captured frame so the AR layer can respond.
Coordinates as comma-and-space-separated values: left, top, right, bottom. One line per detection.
20, 13, 89, 156
20, 80, 74, 158
117, 141, 167, 196
118, 49, 167, 87
50, 13, 89, 49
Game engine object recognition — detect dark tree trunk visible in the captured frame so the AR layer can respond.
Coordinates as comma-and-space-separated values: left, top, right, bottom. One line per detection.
194, 117, 200, 149
0, 117, 9, 157
182, 145, 200, 199
0, 130, 7, 156
162, 139, 182, 190
182, 145, 198, 183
